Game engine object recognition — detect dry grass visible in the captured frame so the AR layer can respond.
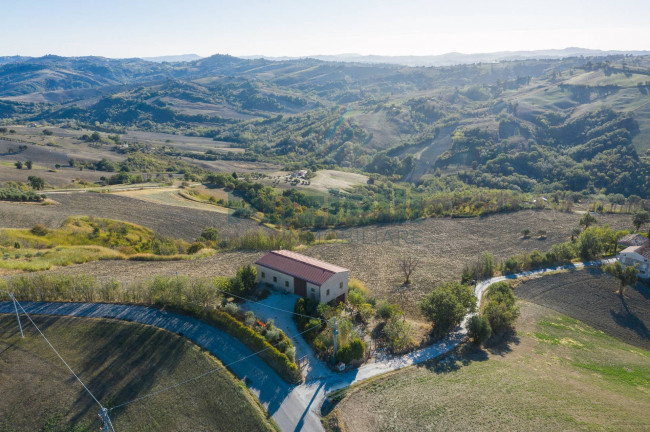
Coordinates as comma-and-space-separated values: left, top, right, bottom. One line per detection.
0, 315, 276, 432
328, 301, 650, 432
37, 210, 632, 320
0, 192, 264, 240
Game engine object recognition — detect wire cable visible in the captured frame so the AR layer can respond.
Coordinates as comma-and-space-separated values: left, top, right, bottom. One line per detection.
108, 320, 323, 412
13, 298, 104, 409
215, 288, 330, 324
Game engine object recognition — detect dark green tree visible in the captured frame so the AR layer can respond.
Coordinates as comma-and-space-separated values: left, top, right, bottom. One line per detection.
632, 211, 650, 232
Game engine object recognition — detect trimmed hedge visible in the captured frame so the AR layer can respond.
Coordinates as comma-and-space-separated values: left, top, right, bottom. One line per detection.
166, 303, 302, 384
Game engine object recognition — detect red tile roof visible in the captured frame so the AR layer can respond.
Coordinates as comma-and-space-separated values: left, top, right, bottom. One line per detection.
622, 245, 650, 260
619, 234, 649, 247
255, 250, 348, 286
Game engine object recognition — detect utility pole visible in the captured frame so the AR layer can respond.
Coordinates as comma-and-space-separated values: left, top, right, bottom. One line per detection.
99, 407, 115, 432
10, 293, 23, 338
332, 317, 338, 364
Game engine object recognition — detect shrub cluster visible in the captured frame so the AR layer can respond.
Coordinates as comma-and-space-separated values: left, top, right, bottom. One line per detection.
482, 281, 519, 336
0, 187, 45, 202
419, 281, 477, 338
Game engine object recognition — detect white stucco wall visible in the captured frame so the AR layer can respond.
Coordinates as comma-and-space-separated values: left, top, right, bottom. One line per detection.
319, 271, 349, 303
618, 252, 650, 278
255, 264, 349, 303
255, 264, 295, 293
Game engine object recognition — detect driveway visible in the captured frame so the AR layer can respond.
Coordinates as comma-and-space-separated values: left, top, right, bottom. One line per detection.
0, 259, 612, 431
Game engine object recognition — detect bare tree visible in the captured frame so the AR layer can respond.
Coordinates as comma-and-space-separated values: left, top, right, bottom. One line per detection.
399, 256, 420, 285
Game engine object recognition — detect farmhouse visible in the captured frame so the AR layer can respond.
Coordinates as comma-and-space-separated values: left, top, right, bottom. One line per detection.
255, 250, 349, 303
619, 233, 649, 247
618, 245, 650, 279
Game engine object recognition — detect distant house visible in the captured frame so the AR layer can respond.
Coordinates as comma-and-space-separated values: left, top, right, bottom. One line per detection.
619, 233, 649, 248
618, 245, 650, 279
255, 250, 349, 303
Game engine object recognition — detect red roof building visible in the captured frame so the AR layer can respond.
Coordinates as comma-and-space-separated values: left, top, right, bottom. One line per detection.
255, 250, 349, 303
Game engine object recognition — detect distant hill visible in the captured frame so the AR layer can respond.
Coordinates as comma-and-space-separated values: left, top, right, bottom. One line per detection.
245, 48, 650, 67
141, 54, 203, 63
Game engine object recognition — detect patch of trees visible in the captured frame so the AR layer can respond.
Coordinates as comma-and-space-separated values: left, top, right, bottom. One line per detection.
443, 109, 649, 198
419, 281, 476, 338
0, 187, 45, 202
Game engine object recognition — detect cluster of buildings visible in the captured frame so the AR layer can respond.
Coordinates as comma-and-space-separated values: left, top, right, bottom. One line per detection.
618, 234, 650, 279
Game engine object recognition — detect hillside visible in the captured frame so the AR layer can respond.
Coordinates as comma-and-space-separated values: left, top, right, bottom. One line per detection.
1, 54, 650, 202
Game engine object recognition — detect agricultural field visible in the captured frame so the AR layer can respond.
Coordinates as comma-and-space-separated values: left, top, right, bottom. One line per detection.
514, 268, 650, 350
41, 210, 631, 318
111, 186, 230, 214
0, 192, 263, 240
326, 302, 650, 432
0, 315, 277, 432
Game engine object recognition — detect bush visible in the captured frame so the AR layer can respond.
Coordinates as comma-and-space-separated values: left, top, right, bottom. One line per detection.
30, 224, 49, 236
419, 281, 477, 337
224, 302, 239, 315
467, 315, 491, 346
337, 338, 365, 364
187, 241, 205, 254
171, 304, 301, 383
376, 301, 399, 320
483, 281, 519, 335
200, 227, 219, 242
382, 318, 415, 353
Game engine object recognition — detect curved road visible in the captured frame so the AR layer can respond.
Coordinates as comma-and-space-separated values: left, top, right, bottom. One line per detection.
0, 258, 612, 431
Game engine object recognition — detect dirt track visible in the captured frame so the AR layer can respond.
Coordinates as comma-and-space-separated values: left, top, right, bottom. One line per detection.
515, 269, 650, 350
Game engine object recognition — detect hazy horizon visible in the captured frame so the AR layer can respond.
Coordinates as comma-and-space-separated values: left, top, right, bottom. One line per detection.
3, 0, 649, 58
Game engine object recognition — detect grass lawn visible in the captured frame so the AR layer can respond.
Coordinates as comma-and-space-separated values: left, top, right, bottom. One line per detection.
0, 315, 277, 432
326, 301, 650, 432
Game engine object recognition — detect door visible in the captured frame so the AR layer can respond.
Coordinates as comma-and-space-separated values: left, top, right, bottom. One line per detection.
294, 278, 307, 297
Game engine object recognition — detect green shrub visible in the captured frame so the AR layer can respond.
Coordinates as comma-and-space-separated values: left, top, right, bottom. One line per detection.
483, 281, 519, 335
467, 315, 491, 346
170, 304, 302, 383
376, 301, 399, 320
187, 242, 205, 254
224, 302, 239, 315
419, 281, 477, 338
30, 224, 49, 236
382, 318, 415, 353
337, 338, 365, 364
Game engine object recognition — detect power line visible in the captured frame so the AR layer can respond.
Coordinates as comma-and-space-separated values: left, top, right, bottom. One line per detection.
13, 299, 105, 409
109, 320, 323, 412
216, 288, 330, 324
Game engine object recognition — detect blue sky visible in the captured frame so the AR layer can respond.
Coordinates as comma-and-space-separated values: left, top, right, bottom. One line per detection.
3, 0, 649, 57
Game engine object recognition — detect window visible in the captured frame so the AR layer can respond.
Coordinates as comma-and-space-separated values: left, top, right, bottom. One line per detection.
261, 272, 265, 279
339, 282, 343, 289
273, 276, 277, 283
285, 281, 289, 287
311, 287, 315, 292
326, 289, 330, 296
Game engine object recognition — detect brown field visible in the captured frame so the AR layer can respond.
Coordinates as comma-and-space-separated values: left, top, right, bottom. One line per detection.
35, 210, 631, 320
514, 269, 650, 350
327, 302, 650, 432
0, 192, 263, 240
0, 315, 276, 432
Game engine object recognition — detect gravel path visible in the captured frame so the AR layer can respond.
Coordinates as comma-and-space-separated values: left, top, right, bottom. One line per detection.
0, 258, 614, 432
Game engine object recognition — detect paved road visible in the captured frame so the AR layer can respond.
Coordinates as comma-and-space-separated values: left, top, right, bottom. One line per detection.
0, 259, 612, 432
